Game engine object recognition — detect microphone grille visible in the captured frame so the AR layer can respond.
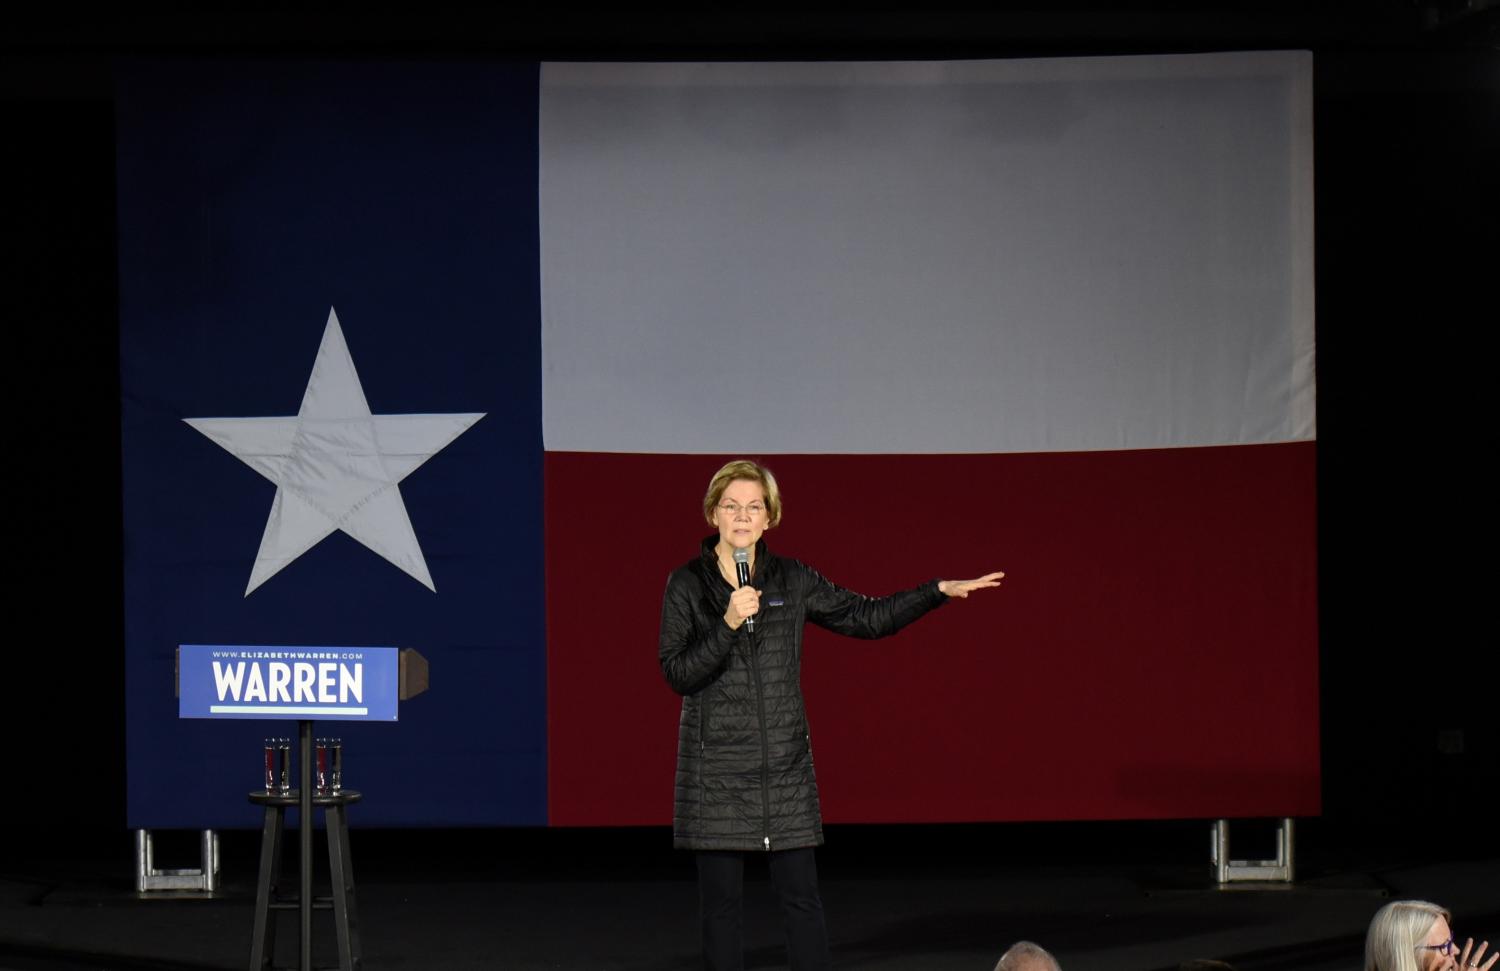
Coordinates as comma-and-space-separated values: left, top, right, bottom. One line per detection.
731, 548, 751, 564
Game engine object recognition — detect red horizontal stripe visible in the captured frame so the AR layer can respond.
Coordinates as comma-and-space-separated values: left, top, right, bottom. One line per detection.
546, 444, 1318, 825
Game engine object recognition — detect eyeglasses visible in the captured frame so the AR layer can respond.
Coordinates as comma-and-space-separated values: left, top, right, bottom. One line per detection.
1417, 938, 1457, 956
717, 501, 766, 519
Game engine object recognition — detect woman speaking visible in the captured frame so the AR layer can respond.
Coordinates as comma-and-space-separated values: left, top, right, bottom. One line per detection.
659, 459, 1004, 971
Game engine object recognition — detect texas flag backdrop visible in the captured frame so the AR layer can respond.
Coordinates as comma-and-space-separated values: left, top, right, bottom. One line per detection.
117, 53, 1317, 829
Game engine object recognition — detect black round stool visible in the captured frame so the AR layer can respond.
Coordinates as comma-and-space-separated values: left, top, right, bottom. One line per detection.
247, 789, 363, 971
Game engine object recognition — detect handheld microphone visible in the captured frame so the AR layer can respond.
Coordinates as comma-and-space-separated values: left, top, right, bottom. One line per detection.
732, 547, 754, 632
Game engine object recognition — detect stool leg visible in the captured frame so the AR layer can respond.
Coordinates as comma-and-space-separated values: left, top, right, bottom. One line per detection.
326, 804, 362, 971
250, 805, 285, 971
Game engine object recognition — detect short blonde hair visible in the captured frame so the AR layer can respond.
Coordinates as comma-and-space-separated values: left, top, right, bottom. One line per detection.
995, 941, 1061, 971
1365, 900, 1451, 971
703, 459, 783, 528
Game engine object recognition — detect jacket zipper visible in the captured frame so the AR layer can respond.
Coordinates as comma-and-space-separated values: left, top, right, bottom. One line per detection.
717, 553, 772, 851
747, 623, 772, 851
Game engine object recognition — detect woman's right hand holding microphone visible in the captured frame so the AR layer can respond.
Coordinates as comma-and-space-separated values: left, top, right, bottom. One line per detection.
724, 585, 760, 630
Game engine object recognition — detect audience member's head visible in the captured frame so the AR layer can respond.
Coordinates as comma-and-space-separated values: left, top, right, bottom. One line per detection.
1366, 900, 1455, 971
1178, 961, 1237, 971
995, 940, 1062, 971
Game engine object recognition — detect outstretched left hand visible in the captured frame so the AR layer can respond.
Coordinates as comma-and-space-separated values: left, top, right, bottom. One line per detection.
938, 572, 1005, 599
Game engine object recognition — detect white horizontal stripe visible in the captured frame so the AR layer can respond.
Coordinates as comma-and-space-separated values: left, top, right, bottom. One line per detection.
541, 53, 1314, 454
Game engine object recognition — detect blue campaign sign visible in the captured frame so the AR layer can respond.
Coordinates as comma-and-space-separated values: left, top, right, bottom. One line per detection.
179, 645, 400, 721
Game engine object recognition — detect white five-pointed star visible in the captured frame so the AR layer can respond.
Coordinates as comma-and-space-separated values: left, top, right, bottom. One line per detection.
185, 308, 485, 595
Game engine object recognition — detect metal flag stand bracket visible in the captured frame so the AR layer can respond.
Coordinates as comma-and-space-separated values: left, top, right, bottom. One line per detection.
1212, 817, 1294, 885
135, 828, 219, 893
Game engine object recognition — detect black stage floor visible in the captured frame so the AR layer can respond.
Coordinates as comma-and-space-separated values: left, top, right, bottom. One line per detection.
2, 823, 1495, 971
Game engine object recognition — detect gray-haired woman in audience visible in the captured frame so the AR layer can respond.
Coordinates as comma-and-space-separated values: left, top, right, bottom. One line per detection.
1365, 900, 1494, 971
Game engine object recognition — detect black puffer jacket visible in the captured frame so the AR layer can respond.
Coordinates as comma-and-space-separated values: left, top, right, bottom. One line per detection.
659, 536, 946, 851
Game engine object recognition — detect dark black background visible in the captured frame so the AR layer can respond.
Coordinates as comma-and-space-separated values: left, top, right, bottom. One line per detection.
4, 5, 1496, 867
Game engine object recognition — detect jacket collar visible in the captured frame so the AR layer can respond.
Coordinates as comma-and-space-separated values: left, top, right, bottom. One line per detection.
698, 534, 771, 585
